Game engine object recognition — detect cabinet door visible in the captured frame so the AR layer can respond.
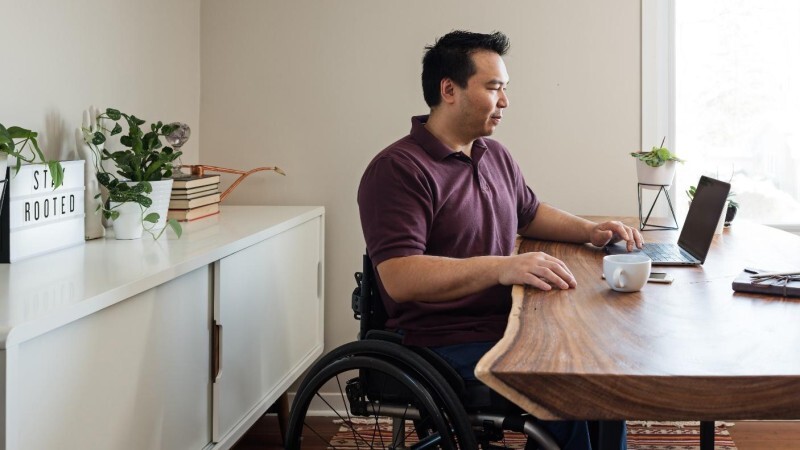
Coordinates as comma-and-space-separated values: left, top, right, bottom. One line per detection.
10, 266, 212, 450
213, 216, 324, 445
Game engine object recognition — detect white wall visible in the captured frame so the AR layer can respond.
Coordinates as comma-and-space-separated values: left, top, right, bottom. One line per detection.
0, 0, 201, 164
201, 1, 642, 351
1, 0, 643, 375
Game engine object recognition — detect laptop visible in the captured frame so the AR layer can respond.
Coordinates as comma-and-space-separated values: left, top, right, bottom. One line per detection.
605, 175, 731, 265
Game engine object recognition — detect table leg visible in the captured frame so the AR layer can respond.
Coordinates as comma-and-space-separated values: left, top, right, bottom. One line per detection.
700, 421, 715, 450
596, 420, 626, 450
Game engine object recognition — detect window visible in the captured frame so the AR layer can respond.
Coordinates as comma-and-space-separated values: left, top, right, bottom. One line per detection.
645, 0, 800, 229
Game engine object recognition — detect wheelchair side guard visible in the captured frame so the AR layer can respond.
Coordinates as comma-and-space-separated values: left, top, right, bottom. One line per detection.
351, 271, 367, 321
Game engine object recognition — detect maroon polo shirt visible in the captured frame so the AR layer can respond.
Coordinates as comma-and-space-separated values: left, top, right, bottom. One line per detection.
358, 115, 540, 347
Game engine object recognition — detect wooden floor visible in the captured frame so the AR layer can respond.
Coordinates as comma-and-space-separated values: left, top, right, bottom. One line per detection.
728, 421, 800, 450
232, 415, 337, 450
232, 415, 800, 449
233, 415, 800, 450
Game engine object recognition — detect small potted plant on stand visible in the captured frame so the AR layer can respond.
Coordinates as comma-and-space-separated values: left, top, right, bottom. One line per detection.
83, 108, 182, 240
630, 138, 685, 188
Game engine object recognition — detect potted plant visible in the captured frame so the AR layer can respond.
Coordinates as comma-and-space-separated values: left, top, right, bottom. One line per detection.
82, 108, 182, 240
687, 185, 739, 226
630, 138, 684, 188
1, 122, 65, 183
0, 122, 65, 210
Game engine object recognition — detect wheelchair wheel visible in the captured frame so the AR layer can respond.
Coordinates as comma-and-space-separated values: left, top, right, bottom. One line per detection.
305, 340, 477, 448
286, 355, 461, 449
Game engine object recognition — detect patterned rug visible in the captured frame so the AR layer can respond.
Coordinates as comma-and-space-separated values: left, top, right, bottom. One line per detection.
327, 419, 737, 449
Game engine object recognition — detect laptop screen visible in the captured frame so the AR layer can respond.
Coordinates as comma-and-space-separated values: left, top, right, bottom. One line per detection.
678, 176, 731, 261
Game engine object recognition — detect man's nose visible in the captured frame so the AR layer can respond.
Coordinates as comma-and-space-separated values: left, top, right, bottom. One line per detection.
498, 90, 509, 108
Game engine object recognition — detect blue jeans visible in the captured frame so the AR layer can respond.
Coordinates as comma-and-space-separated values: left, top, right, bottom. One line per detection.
429, 341, 626, 450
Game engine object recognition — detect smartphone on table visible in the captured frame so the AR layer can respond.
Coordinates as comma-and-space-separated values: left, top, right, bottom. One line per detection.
601, 272, 675, 283
648, 272, 674, 283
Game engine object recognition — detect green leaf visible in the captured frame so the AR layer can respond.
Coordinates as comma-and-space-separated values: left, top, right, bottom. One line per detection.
109, 210, 120, 220
143, 212, 159, 223
168, 219, 183, 238
0, 123, 13, 152
7, 126, 36, 139
120, 135, 133, 147
48, 161, 64, 188
92, 131, 106, 145
105, 108, 122, 120
110, 123, 123, 136
134, 194, 152, 208
28, 134, 48, 164
96, 172, 111, 186
142, 131, 159, 151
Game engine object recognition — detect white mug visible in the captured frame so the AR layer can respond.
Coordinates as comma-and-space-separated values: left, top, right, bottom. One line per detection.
603, 254, 652, 292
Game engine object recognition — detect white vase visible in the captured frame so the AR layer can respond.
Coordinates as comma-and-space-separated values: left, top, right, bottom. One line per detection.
636, 159, 676, 189
124, 179, 174, 232
713, 207, 725, 235
111, 201, 144, 239
0, 156, 8, 204
144, 179, 173, 232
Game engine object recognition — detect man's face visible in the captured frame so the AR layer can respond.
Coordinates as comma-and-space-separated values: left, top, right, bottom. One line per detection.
453, 50, 510, 138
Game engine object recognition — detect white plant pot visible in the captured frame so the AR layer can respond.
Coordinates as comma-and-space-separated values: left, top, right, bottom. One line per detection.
636, 159, 676, 189
144, 179, 173, 232
124, 179, 174, 232
713, 207, 726, 235
0, 157, 7, 210
111, 201, 144, 240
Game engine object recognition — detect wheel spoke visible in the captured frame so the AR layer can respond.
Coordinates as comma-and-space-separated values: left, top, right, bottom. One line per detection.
313, 391, 372, 446
409, 432, 443, 450
334, 375, 362, 449
287, 353, 463, 450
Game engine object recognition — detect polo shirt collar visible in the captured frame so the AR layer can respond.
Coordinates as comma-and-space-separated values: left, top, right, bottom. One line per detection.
410, 115, 489, 161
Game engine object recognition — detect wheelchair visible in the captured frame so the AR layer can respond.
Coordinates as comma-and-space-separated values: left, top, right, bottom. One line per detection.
285, 254, 561, 449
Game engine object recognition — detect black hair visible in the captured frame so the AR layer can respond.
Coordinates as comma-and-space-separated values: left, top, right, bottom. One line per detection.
421, 30, 510, 108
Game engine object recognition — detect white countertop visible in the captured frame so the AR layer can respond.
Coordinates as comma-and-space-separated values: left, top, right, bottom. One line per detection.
0, 205, 324, 348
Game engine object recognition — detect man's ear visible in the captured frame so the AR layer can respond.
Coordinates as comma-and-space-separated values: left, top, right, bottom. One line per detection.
440, 78, 457, 104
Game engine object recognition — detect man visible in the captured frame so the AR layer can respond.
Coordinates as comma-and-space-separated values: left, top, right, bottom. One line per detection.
358, 30, 640, 449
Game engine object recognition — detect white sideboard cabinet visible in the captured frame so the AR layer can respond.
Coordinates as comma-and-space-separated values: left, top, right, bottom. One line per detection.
0, 206, 325, 450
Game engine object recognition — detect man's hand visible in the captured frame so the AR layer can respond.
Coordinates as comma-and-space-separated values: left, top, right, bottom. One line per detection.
498, 251, 577, 291
590, 221, 644, 252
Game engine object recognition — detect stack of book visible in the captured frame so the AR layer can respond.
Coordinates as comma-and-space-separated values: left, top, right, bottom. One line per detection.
167, 175, 222, 221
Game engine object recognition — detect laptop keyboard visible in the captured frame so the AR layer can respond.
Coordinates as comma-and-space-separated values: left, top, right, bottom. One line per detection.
642, 242, 697, 263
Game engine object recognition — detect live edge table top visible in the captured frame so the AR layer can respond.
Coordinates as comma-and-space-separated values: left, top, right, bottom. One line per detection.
475, 217, 800, 421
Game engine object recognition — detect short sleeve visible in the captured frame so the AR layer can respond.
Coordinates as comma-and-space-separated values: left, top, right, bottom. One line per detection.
358, 156, 433, 266
513, 161, 539, 231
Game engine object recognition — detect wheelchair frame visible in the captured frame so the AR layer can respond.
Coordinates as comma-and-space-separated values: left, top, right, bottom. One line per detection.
285, 254, 560, 449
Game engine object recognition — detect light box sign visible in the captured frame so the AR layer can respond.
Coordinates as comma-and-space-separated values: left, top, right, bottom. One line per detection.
1, 160, 85, 263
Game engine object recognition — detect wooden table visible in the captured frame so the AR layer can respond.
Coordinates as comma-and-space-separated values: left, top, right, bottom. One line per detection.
476, 218, 800, 448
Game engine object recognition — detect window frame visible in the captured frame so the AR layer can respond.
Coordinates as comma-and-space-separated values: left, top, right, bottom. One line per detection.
641, 0, 800, 234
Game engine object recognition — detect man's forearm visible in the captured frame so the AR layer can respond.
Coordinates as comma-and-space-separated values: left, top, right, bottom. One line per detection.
377, 247, 579, 303
521, 203, 594, 243
377, 255, 505, 303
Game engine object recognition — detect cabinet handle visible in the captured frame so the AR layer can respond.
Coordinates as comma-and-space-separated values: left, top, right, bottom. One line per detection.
317, 260, 323, 299
212, 322, 222, 381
